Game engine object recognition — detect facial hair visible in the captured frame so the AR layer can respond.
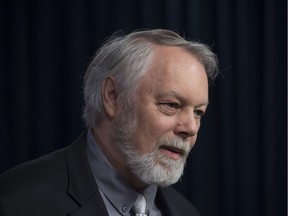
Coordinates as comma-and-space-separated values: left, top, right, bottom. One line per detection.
124, 136, 190, 187
112, 99, 191, 187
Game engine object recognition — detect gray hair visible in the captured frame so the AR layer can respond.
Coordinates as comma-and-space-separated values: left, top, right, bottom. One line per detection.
83, 29, 219, 128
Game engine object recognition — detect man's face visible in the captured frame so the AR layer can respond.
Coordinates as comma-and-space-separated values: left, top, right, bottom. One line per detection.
113, 46, 209, 187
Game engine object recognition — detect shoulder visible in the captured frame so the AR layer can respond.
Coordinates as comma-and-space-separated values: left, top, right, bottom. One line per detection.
0, 131, 87, 194
157, 186, 201, 216
0, 132, 88, 215
0, 147, 69, 214
0, 147, 68, 196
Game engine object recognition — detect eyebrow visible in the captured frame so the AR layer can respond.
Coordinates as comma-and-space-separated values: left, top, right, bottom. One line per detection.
155, 91, 209, 107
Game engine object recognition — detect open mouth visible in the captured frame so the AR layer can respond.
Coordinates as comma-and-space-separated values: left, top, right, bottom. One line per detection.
159, 145, 184, 160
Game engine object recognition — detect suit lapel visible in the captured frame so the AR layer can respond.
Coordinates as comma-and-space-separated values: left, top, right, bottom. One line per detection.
65, 132, 109, 216
68, 192, 108, 216
156, 188, 174, 216
156, 187, 201, 216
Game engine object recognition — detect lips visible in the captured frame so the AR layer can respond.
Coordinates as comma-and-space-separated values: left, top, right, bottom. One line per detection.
159, 145, 185, 160
163, 146, 183, 154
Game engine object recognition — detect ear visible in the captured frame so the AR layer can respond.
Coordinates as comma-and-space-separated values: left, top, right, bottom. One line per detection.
102, 76, 118, 118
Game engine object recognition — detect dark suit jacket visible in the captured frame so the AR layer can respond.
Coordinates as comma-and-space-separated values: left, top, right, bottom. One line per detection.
0, 132, 201, 216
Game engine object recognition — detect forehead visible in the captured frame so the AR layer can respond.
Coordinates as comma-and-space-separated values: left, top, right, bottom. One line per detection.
146, 45, 207, 79
137, 46, 209, 104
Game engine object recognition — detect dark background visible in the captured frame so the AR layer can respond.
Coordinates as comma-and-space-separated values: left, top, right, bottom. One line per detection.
0, 0, 286, 216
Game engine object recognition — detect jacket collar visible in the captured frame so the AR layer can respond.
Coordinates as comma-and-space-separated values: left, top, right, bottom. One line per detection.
65, 131, 109, 216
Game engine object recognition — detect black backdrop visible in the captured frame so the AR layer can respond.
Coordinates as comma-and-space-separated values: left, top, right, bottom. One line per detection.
0, 0, 286, 216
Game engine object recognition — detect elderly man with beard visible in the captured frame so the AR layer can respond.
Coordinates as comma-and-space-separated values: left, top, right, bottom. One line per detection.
0, 29, 218, 216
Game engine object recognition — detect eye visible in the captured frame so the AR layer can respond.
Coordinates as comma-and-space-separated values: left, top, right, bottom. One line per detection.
194, 109, 206, 118
158, 102, 181, 115
164, 102, 180, 109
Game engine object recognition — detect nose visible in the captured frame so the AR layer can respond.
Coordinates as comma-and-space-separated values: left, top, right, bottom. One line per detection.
174, 110, 200, 139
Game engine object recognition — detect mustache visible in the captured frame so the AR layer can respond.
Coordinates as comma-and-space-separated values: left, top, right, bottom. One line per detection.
156, 137, 191, 157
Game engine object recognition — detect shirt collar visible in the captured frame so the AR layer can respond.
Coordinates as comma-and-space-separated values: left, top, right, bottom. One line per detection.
86, 128, 158, 214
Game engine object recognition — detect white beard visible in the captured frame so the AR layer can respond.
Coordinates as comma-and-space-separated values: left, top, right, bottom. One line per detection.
112, 101, 190, 186
123, 136, 190, 187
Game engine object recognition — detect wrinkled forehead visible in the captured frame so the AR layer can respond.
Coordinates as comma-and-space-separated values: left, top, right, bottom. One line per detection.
135, 46, 209, 103
143, 46, 207, 82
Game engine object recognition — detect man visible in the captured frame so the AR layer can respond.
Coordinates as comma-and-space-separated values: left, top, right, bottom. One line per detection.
0, 29, 218, 216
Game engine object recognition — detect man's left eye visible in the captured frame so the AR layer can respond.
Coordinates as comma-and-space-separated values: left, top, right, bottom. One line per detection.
194, 109, 205, 118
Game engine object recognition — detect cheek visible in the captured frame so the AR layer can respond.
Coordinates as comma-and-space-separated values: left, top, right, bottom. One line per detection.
138, 108, 176, 134
134, 114, 177, 151
190, 135, 198, 147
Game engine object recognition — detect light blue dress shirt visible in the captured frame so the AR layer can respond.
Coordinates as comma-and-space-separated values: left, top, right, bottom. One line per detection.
86, 129, 162, 216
